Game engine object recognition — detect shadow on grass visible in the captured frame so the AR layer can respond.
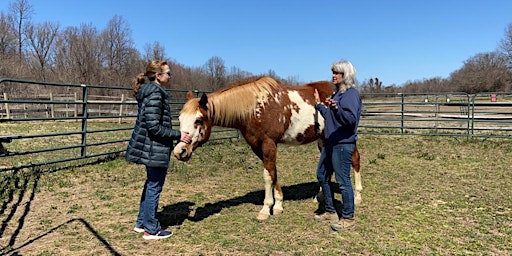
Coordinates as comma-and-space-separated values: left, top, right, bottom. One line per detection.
0, 167, 122, 256
1, 218, 122, 256
158, 181, 320, 223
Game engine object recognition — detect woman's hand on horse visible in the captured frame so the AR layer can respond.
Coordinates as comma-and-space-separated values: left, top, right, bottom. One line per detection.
180, 131, 191, 144
314, 89, 321, 105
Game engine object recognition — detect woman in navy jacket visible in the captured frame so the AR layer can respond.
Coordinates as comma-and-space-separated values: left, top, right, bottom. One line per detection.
126, 60, 190, 240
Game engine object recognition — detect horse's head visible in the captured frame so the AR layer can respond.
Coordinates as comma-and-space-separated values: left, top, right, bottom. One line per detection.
173, 92, 212, 161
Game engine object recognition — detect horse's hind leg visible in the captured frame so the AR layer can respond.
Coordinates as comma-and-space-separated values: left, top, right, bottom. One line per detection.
352, 147, 362, 205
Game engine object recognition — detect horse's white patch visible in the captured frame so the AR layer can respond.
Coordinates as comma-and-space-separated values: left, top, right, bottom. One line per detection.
273, 91, 282, 104
179, 111, 204, 143
281, 90, 324, 143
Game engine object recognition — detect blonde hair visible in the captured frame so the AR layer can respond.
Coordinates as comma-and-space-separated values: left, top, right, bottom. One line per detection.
132, 60, 168, 97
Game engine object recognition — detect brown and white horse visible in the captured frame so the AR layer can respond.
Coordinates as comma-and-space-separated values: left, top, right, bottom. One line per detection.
173, 76, 361, 220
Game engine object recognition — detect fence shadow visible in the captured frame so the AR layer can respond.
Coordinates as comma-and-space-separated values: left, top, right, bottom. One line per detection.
1, 218, 122, 256
0, 168, 121, 256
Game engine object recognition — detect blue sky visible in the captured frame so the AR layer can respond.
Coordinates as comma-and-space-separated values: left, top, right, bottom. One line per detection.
1, 0, 511, 86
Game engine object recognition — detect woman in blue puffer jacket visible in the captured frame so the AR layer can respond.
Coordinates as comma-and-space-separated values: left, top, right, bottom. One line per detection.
126, 60, 190, 240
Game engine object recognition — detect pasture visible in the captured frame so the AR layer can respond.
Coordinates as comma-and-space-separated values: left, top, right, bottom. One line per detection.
0, 135, 511, 255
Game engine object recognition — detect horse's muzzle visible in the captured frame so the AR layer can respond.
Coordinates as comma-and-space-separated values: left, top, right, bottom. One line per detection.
173, 143, 191, 161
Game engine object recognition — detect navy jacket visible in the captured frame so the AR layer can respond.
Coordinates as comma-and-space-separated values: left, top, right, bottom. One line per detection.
125, 82, 181, 168
316, 87, 362, 144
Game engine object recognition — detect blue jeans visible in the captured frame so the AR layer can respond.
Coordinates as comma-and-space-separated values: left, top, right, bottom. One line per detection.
136, 166, 167, 234
316, 143, 355, 219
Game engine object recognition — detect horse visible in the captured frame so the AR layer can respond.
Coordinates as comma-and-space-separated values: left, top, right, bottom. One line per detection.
172, 76, 361, 220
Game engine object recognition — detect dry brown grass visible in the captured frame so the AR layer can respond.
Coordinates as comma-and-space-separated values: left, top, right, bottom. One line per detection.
1, 135, 511, 255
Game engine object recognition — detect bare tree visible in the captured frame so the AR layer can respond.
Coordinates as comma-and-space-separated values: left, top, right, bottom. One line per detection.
226, 66, 252, 85
100, 15, 135, 86
449, 52, 509, 93
24, 21, 60, 81
143, 41, 166, 61
204, 56, 226, 90
8, 0, 33, 62
0, 12, 16, 59
0, 11, 17, 77
281, 75, 301, 85
499, 23, 512, 71
498, 23, 512, 90
54, 24, 103, 85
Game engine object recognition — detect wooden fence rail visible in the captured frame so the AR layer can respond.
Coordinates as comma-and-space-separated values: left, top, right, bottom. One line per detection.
1, 92, 137, 123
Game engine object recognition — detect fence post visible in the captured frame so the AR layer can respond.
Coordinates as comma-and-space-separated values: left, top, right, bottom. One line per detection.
49, 93, 55, 118
118, 94, 125, 124
4, 92, 11, 119
3, 93, 10, 119
81, 84, 88, 157
434, 95, 439, 130
65, 94, 69, 117
470, 95, 475, 137
400, 93, 404, 134
74, 92, 78, 119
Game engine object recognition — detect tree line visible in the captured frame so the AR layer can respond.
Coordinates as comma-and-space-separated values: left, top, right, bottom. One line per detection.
1, 0, 511, 99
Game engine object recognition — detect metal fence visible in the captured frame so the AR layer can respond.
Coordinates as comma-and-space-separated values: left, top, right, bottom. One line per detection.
0, 78, 239, 172
1, 78, 511, 172
359, 92, 512, 139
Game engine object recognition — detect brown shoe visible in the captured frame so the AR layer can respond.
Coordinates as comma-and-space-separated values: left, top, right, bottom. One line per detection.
314, 212, 339, 223
331, 218, 355, 231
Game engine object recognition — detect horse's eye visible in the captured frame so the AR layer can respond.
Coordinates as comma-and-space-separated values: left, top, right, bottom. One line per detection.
194, 119, 203, 125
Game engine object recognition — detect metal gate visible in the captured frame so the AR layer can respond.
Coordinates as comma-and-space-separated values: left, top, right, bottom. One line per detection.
0, 78, 239, 172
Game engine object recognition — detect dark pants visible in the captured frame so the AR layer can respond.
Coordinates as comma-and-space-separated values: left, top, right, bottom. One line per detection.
316, 143, 356, 219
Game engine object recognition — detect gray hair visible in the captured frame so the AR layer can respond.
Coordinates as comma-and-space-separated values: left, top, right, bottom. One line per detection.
331, 60, 357, 86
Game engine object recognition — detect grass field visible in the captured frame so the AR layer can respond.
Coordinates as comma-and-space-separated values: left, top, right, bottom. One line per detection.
1, 135, 511, 255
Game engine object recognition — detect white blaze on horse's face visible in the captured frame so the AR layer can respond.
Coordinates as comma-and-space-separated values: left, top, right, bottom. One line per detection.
173, 110, 208, 161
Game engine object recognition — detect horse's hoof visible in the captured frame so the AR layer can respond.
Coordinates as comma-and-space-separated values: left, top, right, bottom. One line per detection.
257, 213, 270, 220
273, 209, 283, 215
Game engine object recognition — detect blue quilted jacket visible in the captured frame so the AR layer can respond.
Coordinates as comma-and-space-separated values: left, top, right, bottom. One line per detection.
125, 82, 181, 168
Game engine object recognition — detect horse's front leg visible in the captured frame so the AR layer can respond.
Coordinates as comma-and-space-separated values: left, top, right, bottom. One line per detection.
258, 167, 273, 220
257, 140, 282, 220
272, 165, 284, 216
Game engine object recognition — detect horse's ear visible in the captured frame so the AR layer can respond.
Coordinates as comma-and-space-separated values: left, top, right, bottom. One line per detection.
186, 91, 195, 100
199, 93, 208, 111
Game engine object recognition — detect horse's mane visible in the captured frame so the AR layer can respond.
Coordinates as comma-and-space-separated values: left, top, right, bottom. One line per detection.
182, 76, 282, 127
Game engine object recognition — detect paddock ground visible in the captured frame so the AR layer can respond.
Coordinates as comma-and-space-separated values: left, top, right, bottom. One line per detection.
0, 135, 511, 255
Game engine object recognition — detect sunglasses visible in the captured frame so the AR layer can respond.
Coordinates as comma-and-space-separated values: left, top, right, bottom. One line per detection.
160, 71, 172, 77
